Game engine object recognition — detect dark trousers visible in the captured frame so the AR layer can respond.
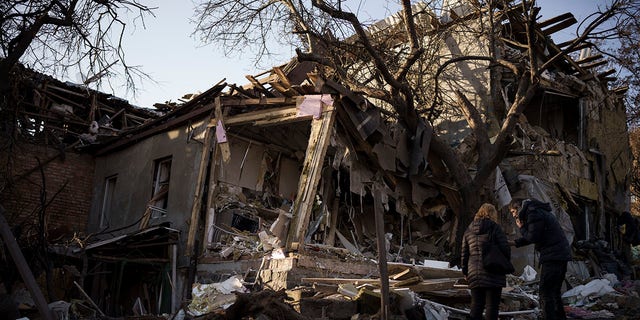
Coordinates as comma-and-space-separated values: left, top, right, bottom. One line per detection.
539, 261, 568, 320
469, 287, 502, 320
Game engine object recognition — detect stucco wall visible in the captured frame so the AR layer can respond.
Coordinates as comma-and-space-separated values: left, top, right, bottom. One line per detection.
89, 120, 206, 239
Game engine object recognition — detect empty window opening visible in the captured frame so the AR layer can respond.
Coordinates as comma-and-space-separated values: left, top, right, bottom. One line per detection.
231, 213, 259, 233
100, 175, 117, 228
150, 157, 172, 218
524, 91, 581, 145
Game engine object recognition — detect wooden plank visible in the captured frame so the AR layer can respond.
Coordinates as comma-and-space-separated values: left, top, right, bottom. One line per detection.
581, 60, 607, 69
222, 97, 294, 106
325, 196, 340, 247
204, 144, 222, 246
214, 97, 231, 163
286, 103, 336, 249
301, 277, 457, 292
273, 67, 292, 88
245, 74, 274, 97
537, 12, 574, 29
390, 268, 411, 280
406, 279, 457, 292
186, 119, 214, 255
576, 54, 603, 65
391, 276, 421, 287
374, 187, 390, 320
0, 206, 54, 320
597, 69, 616, 78
208, 106, 299, 127
541, 17, 577, 35
97, 103, 215, 156
252, 113, 313, 126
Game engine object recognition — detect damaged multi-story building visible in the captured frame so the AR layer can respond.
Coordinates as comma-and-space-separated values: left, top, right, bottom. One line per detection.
0, 0, 633, 318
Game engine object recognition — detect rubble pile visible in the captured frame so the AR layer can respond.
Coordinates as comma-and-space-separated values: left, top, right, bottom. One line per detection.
172, 255, 640, 320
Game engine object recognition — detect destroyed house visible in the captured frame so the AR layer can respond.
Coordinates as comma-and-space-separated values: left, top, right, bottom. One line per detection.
0, 1, 635, 318
83, 61, 465, 315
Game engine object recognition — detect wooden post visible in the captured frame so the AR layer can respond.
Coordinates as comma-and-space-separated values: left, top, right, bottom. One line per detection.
286, 102, 336, 250
186, 117, 213, 255
203, 142, 221, 248
0, 205, 54, 320
374, 188, 390, 320
171, 244, 178, 313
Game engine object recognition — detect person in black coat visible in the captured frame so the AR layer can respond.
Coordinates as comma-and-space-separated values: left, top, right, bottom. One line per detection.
618, 211, 640, 246
462, 203, 511, 320
510, 199, 572, 320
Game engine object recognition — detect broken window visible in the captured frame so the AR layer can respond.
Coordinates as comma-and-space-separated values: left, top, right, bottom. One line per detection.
100, 175, 117, 228
524, 91, 581, 146
150, 157, 172, 218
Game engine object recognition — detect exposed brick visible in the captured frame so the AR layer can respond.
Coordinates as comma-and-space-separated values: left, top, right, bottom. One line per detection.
0, 142, 94, 239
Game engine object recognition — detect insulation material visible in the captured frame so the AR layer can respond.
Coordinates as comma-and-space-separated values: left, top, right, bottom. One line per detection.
216, 120, 228, 143
188, 276, 248, 316
296, 94, 333, 119
494, 166, 512, 209
218, 139, 266, 190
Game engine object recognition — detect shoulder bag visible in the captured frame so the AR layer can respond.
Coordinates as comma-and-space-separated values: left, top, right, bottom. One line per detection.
482, 225, 515, 274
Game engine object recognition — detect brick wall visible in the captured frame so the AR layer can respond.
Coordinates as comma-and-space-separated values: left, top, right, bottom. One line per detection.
0, 142, 94, 239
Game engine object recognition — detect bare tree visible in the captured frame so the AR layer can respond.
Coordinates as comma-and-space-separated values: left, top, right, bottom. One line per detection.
0, 0, 155, 93
193, 0, 625, 260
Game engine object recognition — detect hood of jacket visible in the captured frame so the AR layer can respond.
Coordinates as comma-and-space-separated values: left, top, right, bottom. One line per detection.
518, 198, 552, 221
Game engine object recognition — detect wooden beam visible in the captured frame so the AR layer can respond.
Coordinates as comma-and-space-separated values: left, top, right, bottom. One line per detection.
186, 118, 214, 255
286, 103, 336, 249
562, 42, 593, 53
245, 74, 274, 97
374, 187, 390, 320
214, 97, 231, 163
204, 143, 222, 247
541, 16, 577, 35
96, 103, 215, 156
541, 33, 586, 74
597, 69, 616, 78
221, 97, 295, 106
0, 206, 54, 320
208, 106, 308, 128
581, 60, 607, 70
576, 54, 603, 65
273, 67, 292, 86
537, 12, 574, 29
500, 37, 528, 49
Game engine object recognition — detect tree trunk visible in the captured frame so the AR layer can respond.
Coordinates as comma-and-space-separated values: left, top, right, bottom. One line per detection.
452, 185, 480, 266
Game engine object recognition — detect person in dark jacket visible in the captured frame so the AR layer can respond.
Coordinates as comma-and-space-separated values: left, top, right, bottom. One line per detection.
510, 199, 572, 320
617, 211, 640, 246
462, 203, 511, 320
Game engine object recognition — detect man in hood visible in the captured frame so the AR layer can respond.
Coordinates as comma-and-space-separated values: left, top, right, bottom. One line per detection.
510, 199, 571, 320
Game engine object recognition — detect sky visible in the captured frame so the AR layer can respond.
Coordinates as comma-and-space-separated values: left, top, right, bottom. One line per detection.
107, 0, 610, 109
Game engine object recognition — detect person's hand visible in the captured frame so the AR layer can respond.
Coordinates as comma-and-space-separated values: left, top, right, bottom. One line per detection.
515, 218, 523, 228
